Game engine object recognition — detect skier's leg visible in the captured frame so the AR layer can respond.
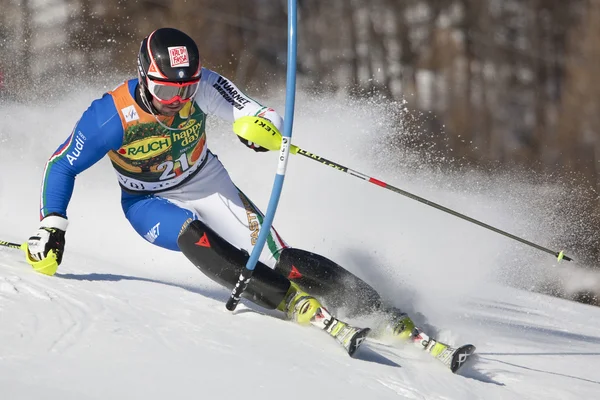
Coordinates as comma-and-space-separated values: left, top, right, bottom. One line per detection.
273, 240, 473, 367
176, 218, 370, 355
176, 218, 291, 309
121, 169, 371, 354
274, 248, 418, 339
275, 248, 383, 315
274, 247, 472, 365
174, 218, 331, 322
158, 155, 471, 365
122, 189, 324, 317
155, 154, 415, 337
121, 192, 195, 251
176, 218, 316, 318
154, 154, 386, 315
122, 192, 290, 309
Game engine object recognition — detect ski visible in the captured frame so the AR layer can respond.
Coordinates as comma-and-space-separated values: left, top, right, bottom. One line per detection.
323, 316, 371, 357
449, 344, 476, 373
311, 307, 371, 357
404, 327, 476, 373
427, 341, 476, 373
340, 326, 371, 357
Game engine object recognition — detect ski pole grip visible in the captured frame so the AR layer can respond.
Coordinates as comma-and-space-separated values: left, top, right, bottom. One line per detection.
226, 271, 253, 311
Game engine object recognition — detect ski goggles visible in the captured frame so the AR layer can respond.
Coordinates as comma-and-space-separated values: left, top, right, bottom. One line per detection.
146, 77, 200, 104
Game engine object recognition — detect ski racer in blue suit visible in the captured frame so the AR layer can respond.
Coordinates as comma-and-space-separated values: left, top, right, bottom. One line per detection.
25, 27, 472, 368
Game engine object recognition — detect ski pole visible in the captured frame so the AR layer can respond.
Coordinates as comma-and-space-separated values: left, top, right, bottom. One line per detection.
0, 240, 24, 250
232, 117, 573, 262
225, 0, 298, 311
0, 239, 60, 275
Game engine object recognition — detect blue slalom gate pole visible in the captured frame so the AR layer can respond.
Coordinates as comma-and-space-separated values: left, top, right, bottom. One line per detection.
226, 1, 298, 311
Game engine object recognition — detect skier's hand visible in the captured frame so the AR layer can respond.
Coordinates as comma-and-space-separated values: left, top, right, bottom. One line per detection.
238, 107, 283, 152
28, 215, 68, 265
238, 135, 270, 152
256, 107, 284, 132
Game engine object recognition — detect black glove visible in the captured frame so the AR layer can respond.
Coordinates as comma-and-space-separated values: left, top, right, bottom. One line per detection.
238, 135, 270, 152
28, 215, 68, 265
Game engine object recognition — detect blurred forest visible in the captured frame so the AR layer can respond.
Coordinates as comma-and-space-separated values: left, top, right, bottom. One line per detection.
1, 1, 600, 275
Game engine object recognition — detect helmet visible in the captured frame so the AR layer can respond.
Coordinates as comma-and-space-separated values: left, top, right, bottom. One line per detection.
138, 27, 201, 82
137, 28, 202, 104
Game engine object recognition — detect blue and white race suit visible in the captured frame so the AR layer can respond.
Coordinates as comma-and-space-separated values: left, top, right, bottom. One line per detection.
40, 68, 287, 267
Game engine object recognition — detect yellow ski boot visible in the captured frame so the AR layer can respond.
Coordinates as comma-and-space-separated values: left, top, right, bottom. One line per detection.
389, 314, 416, 340
277, 282, 323, 326
385, 311, 476, 372
278, 282, 371, 356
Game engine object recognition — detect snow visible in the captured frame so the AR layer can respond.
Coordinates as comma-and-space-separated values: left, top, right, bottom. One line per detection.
1, 88, 600, 399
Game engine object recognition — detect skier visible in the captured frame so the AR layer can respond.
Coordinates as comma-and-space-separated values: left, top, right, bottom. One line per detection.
26, 27, 472, 369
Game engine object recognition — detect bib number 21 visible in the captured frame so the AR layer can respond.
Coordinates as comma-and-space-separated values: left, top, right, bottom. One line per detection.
157, 153, 190, 180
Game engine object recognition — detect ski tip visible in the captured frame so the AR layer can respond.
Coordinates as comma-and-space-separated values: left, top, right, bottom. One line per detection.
450, 344, 476, 373
348, 328, 371, 358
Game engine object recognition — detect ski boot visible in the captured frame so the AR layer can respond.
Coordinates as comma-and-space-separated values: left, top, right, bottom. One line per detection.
278, 282, 371, 356
388, 313, 416, 340
386, 312, 476, 373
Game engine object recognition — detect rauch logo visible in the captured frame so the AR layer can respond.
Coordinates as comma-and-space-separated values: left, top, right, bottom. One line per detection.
118, 136, 172, 160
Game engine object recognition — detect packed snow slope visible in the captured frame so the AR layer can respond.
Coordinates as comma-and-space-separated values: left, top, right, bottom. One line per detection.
1, 87, 599, 400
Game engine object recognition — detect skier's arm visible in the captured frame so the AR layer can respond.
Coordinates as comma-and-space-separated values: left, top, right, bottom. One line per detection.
29, 94, 124, 268
40, 94, 124, 219
194, 68, 283, 151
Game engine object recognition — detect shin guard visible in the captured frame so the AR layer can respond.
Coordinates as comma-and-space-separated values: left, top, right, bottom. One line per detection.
177, 220, 290, 309
275, 248, 384, 316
